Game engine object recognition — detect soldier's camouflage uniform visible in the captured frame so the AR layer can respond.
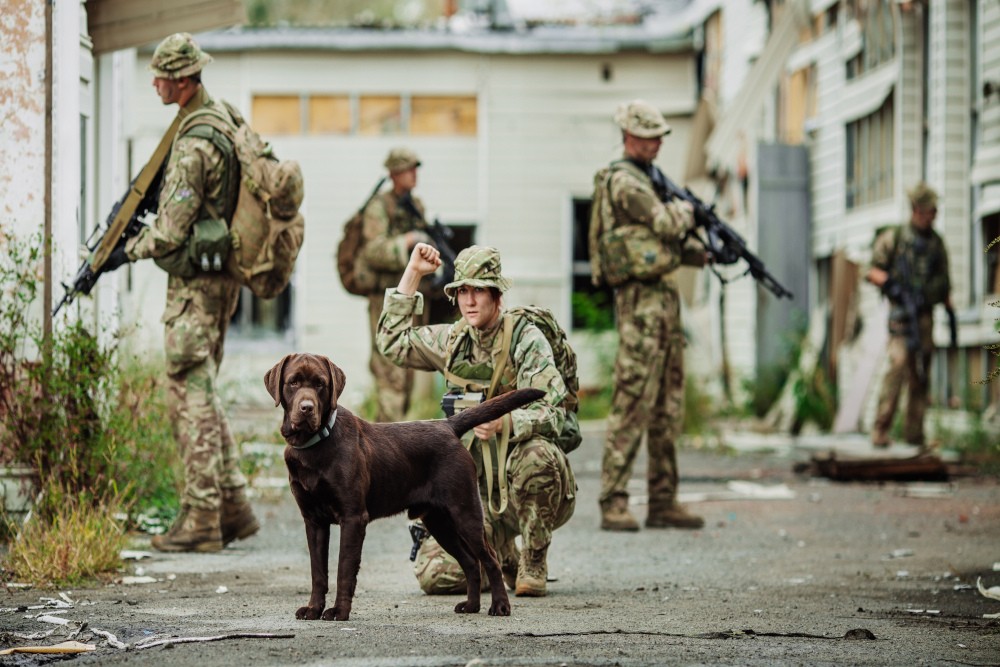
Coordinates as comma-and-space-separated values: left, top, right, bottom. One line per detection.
600, 158, 703, 518
870, 221, 950, 446
125, 85, 248, 514
361, 190, 430, 422
376, 287, 576, 594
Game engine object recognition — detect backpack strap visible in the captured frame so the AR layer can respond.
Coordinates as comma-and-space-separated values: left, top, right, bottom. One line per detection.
178, 107, 239, 222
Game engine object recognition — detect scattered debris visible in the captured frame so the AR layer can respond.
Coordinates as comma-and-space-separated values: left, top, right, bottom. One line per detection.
215, 586, 229, 594
843, 628, 876, 640
804, 452, 948, 482
885, 549, 914, 560
120, 550, 152, 561
34, 614, 73, 626
0, 640, 95, 655
678, 481, 796, 503
121, 576, 158, 585
91, 628, 128, 650
977, 577, 1000, 602
904, 609, 940, 615
133, 632, 295, 650
897, 483, 955, 499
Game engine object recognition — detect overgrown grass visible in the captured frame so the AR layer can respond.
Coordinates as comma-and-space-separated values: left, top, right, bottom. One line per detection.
0, 229, 180, 584
3, 492, 127, 586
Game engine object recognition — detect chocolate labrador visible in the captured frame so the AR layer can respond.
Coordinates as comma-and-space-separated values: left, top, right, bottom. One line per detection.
264, 352, 543, 621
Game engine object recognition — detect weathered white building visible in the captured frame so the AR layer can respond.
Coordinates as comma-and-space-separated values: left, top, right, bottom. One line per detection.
700, 0, 1000, 430
120, 11, 707, 407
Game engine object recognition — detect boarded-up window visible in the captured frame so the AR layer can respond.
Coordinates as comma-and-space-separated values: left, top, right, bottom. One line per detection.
411, 96, 477, 136
359, 95, 402, 135
309, 95, 352, 135
846, 93, 893, 209
252, 95, 301, 135
782, 66, 815, 145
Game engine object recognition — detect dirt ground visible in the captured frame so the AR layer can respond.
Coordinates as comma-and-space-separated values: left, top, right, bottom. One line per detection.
1, 423, 999, 667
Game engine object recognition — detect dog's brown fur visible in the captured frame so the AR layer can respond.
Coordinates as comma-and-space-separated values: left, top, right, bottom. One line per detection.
264, 353, 543, 621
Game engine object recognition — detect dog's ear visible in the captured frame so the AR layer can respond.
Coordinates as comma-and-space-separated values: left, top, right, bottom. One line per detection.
264, 354, 295, 407
320, 356, 346, 401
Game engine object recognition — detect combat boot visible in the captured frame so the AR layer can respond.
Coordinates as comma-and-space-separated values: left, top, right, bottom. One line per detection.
221, 487, 260, 546
515, 546, 548, 597
151, 507, 223, 553
645, 504, 704, 530
600, 495, 639, 532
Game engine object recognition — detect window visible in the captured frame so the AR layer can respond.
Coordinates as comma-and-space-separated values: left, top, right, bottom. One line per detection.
309, 95, 352, 135
251, 93, 477, 137
230, 285, 293, 338
411, 96, 477, 136
359, 95, 402, 135
251, 95, 301, 135
571, 197, 614, 331
781, 66, 816, 144
846, 93, 894, 209
846, 0, 896, 80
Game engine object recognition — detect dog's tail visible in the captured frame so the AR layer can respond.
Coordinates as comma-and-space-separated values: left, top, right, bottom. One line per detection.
447, 388, 545, 438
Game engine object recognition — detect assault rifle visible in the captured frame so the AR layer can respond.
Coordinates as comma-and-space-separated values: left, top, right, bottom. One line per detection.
53, 116, 180, 317
399, 193, 457, 290
644, 163, 794, 300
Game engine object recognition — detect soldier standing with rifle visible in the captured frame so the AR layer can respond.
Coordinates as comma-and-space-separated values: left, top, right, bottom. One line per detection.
867, 182, 953, 448
360, 148, 440, 423
108, 33, 259, 552
594, 100, 710, 532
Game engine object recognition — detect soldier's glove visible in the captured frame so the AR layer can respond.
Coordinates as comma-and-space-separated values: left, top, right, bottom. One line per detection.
881, 277, 905, 302
101, 245, 131, 273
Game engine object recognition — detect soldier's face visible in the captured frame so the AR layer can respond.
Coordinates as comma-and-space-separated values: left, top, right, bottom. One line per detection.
456, 286, 500, 330
624, 133, 662, 163
153, 77, 182, 105
391, 167, 418, 193
912, 205, 937, 231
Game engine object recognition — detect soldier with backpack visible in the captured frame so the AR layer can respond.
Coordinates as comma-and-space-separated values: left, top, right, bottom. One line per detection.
357, 148, 436, 423
109, 33, 261, 552
376, 243, 578, 597
591, 100, 709, 533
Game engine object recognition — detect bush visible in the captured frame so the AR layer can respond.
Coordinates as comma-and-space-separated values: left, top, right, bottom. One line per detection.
0, 229, 180, 582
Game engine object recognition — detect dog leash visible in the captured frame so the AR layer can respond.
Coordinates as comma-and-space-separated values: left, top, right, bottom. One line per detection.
292, 409, 338, 450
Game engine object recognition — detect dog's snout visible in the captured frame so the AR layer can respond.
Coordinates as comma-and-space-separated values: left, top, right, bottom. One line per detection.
299, 399, 315, 413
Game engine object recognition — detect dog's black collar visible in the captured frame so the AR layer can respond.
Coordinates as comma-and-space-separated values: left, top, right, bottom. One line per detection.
293, 408, 338, 450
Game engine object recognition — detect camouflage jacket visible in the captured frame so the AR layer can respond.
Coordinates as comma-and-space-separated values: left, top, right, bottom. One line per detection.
871, 222, 950, 322
125, 86, 236, 303
607, 159, 704, 271
361, 191, 428, 291
376, 289, 567, 445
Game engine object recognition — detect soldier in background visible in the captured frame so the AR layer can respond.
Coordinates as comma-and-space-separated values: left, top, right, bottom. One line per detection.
111, 33, 259, 552
361, 148, 434, 422
866, 182, 952, 448
597, 100, 709, 532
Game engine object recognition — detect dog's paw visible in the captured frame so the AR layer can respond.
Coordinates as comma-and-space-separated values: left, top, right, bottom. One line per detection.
295, 605, 322, 620
321, 606, 350, 621
454, 599, 481, 614
488, 599, 511, 617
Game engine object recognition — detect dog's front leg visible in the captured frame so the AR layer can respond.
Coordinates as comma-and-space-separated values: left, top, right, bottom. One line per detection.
323, 515, 367, 621
296, 519, 330, 620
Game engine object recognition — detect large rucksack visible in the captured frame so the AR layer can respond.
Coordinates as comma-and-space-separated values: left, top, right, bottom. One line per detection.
336, 177, 386, 296
180, 102, 305, 299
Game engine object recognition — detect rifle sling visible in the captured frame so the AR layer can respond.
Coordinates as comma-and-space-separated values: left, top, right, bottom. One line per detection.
445, 314, 515, 516
91, 115, 181, 271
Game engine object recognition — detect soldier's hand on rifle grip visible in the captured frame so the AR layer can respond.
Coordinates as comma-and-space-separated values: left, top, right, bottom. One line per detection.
102, 245, 132, 273
881, 276, 905, 303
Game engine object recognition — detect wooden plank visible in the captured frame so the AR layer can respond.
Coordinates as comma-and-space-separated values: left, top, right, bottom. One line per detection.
88, 0, 245, 55
807, 453, 949, 483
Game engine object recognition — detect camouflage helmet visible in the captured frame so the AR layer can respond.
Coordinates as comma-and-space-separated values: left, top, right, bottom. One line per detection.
615, 99, 672, 138
149, 33, 212, 80
443, 246, 512, 300
385, 147, 421, 174
907, 181, 939, 210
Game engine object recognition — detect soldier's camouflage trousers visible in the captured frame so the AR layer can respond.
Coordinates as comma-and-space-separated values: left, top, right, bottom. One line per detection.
873, 313, 934, 446
600, 281, 684, 514
163, 278, 247, 512
368, 295, 414, 422
413, 436, 576, 594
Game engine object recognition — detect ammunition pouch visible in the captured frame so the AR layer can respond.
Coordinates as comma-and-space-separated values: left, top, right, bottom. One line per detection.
153, 218, 232, 278
599, 224, 678, 287
441, 389, 485, 418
